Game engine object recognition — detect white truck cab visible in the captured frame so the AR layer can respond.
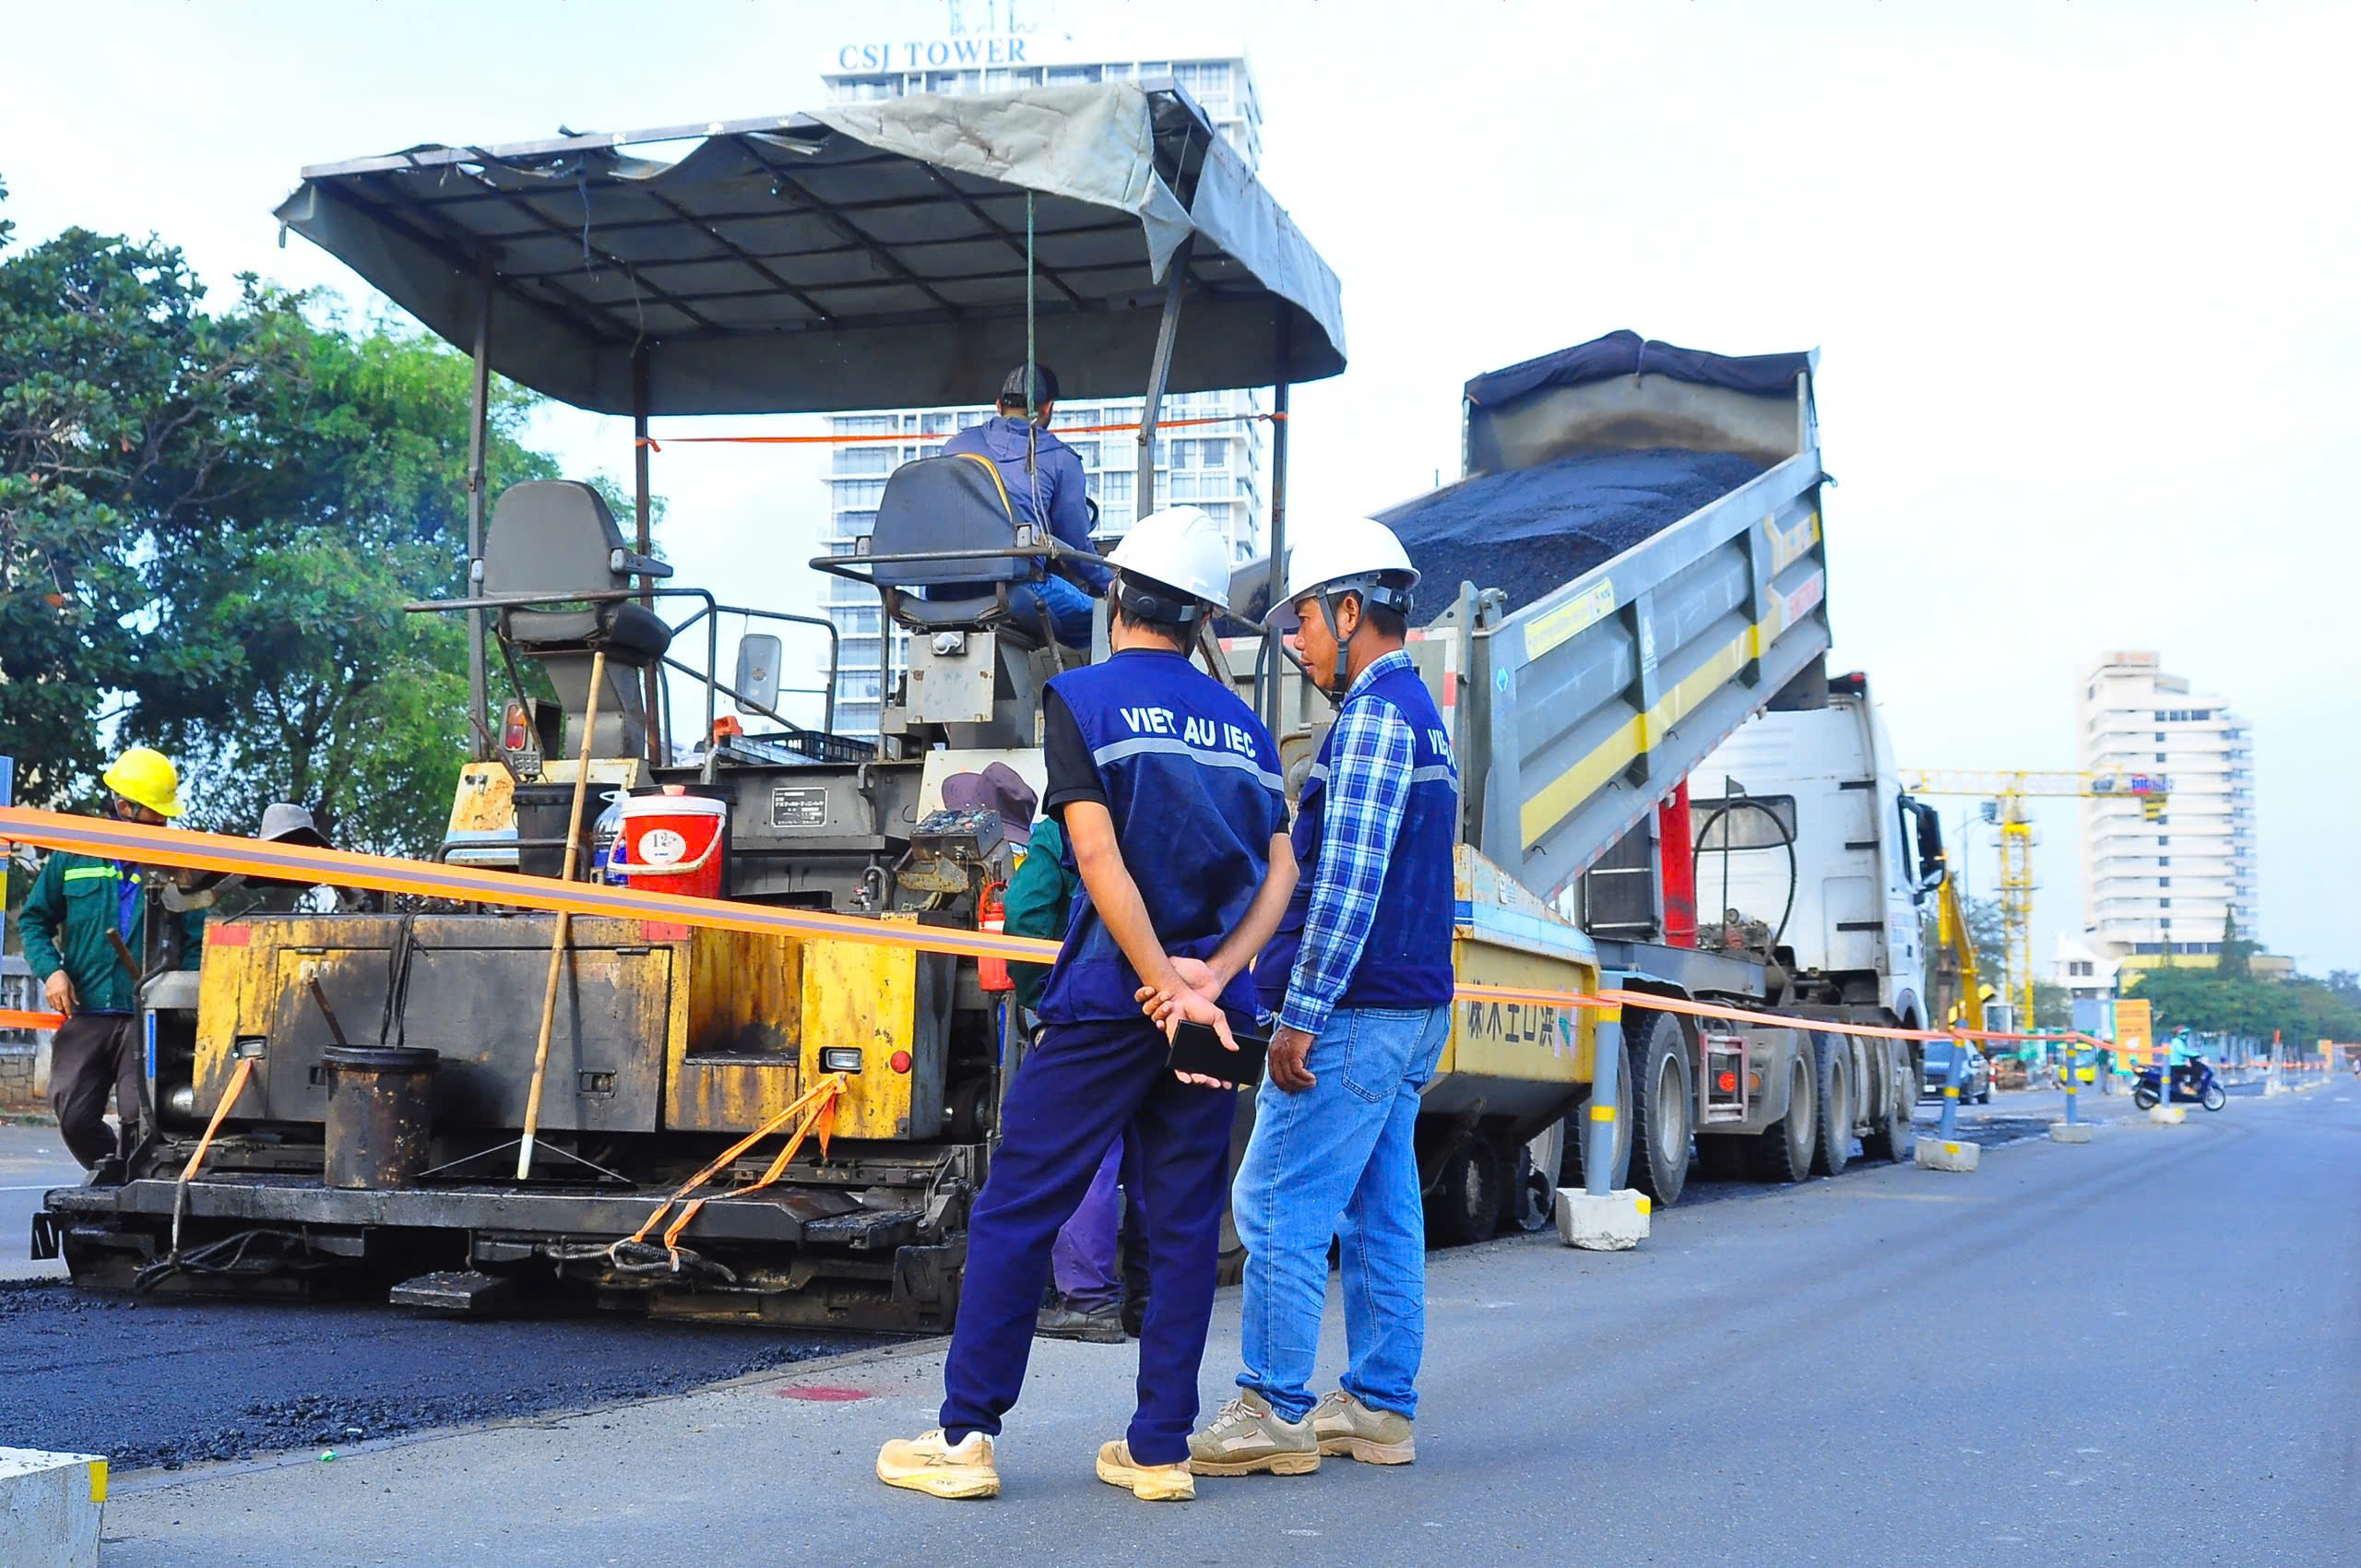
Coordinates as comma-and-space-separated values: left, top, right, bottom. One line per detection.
1690, 671, 1943, 1032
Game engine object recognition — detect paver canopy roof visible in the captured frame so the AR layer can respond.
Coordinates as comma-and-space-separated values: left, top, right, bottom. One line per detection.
275, 81, 1346, 416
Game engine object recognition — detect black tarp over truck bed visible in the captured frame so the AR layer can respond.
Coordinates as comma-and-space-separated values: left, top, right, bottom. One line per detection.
1427, 331, 1832, 906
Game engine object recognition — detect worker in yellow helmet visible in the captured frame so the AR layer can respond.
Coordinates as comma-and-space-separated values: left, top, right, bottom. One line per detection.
18, 746, 202, 1180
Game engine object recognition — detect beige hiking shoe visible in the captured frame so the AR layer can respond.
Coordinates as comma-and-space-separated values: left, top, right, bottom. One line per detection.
1095, 1439, 1196, 1501
1311, 1389, 1416, 1464
876, 1428, 1000, 1499
1187, 1389, 1322, 1477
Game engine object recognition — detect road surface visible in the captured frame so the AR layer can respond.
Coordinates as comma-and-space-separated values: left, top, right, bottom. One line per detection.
84, 1083, 2358, 1565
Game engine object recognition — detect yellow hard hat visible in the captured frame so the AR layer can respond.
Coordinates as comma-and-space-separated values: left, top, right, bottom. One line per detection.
102, 746, 184, 818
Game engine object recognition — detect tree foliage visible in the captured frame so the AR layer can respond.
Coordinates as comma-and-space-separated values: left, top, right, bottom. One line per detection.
133, 306, 558, 853
1, 178, 621, 859
2127, 966, 2361, 1050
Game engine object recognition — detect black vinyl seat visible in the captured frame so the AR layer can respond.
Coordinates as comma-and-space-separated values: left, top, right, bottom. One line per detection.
482, 480, 671, 758
485, 481, 674, 664
864, 455, 1050, 647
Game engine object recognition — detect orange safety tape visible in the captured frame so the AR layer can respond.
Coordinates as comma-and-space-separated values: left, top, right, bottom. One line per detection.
178, 1054, 256, 1184
0, 808, 2152, 1063
636, 411, 1285, 452
0, 807, 1063, 966
1, 1008, 67, 1031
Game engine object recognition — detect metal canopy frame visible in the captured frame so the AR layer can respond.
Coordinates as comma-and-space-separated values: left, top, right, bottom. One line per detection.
282, 82, 1342, 754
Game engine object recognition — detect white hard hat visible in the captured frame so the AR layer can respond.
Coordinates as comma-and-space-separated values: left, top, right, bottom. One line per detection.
1264, 516, 1418, 632
1108, 505, 1232, 614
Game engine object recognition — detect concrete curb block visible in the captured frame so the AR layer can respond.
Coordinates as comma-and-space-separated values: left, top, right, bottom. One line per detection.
2146, 1105, 2188, 1125
1914, 1139, 1979, 1173
0, 1448, 106, 1568
2047, 1122, 2094, 1144
1554, 1188, 1650, 1251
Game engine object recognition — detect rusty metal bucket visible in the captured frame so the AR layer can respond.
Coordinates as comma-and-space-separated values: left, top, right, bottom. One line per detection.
321, 1045, 439, 1189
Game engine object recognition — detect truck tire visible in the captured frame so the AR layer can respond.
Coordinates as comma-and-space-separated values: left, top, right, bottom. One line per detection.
1628, 1012, 1692, 1207
1561, 1093, 1633, 1194
1426, 1133, 1502, 1248
1811, 1033, 1852, 1178
1860, 1044, 1916, 1164
1509, 1129, 1560, 1232
1748, 1050, 1816, 1183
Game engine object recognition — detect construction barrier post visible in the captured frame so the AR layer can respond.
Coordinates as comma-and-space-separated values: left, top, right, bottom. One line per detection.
2063, 1046, 2079, 1125
1558, 1009, 1649, 1250
1938, 1041, 1964, 1142
1585, 1014, 1622, 1201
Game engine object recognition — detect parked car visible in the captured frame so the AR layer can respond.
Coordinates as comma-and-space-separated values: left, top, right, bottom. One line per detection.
1919, 1040, 1992, 1104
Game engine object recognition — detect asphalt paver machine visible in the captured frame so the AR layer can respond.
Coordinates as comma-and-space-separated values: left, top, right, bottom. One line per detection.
35, 83, 1345, 1328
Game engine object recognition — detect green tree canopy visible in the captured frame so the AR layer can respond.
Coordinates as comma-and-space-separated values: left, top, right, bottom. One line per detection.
3, 176, 647, 859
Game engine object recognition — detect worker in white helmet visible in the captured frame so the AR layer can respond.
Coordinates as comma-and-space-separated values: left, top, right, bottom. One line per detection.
1189, 516, 1459, 1479
879, 505, 1297, 1504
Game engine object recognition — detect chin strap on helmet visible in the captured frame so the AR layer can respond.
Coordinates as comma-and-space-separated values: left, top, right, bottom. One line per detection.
1308, 574, 1415, 701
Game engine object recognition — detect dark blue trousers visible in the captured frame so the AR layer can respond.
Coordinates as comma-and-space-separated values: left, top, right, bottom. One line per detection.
940, 1016, 1236, 1466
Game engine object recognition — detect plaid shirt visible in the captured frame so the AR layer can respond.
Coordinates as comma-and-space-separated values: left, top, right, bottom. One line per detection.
1279, 649, 1424, 1037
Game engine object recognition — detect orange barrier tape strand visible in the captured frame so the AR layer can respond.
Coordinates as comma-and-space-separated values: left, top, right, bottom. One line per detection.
0, 807, 1062, 967
1, 1008, 67, 1031
0, 807, 2155, 1061
636, 411, 1286, 452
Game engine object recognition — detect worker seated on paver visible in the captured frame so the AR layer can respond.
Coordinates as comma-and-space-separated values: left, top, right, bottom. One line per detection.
875, 506, 1294, 1505
926, 363, 1109, 647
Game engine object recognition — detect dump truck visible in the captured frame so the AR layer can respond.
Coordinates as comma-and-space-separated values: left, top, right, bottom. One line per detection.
1225, 329, 1940, 1240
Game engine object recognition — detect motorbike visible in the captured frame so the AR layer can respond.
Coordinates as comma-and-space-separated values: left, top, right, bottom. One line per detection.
2132, 1056, 2227, 1112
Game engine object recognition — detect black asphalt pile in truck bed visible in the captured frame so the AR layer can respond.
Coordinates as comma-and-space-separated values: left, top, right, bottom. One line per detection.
1382, 447, 1767, 617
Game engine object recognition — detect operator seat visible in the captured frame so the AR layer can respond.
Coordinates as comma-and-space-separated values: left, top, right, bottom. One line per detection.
482, 480, 672, 759
863, 455, 1050, 649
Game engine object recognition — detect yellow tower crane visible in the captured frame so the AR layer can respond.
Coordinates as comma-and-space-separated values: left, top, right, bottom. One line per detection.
1901, 769, 2170, 1032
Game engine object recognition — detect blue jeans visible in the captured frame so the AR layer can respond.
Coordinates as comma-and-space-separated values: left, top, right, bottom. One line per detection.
1233, 1004, 1453, 1423
1010, 576, 1097, 647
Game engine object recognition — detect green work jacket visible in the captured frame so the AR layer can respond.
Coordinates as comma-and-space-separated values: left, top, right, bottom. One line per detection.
18, 849, 202, 1014
1003, 817, 1077, 1013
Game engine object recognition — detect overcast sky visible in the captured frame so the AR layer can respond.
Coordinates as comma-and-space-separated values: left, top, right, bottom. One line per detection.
4, 0, 2353, 973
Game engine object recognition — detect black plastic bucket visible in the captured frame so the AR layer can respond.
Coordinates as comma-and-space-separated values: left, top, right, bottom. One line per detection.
512, 781, 591, 880
321, 1045, 439, 1190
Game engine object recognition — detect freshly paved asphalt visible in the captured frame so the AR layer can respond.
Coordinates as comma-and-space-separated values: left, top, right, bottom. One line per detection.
90, 1084, 2360, 1566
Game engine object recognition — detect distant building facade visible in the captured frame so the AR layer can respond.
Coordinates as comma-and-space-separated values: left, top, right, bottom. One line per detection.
2074, 651, 2259, 963
815, 32, 1268, 735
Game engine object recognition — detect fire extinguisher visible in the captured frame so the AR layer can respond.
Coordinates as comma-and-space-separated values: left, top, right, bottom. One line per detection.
978, 880, 1012, 993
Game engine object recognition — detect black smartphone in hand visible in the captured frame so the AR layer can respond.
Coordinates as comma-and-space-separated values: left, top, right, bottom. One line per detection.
1167, 1019, 1269, 1087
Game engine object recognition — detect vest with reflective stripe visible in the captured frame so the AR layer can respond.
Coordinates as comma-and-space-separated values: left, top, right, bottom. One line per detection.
1037, 648, 1287, 1024
1259, 658, 1459, 1016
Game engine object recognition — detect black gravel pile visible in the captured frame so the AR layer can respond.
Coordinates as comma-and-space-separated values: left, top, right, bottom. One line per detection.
0, 1278, 881, 1470
1381, 447, 1767, 617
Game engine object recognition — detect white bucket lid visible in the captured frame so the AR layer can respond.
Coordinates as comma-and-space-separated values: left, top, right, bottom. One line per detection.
621, 792, 729, 819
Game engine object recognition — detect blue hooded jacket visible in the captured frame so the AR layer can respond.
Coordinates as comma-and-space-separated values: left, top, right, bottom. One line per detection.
942, 417, 1111, 592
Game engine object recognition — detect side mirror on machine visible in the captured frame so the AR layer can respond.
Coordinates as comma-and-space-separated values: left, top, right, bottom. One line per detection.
734, 634, 784, 718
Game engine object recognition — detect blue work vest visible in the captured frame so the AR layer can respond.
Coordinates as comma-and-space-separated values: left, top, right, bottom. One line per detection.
1037, 649, 1288, 1025
1259, 659, 1459, 1016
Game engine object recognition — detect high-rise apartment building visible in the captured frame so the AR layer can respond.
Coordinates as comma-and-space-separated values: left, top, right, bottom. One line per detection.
2074, 651, 2259, 960
816, 34, 1268, 734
